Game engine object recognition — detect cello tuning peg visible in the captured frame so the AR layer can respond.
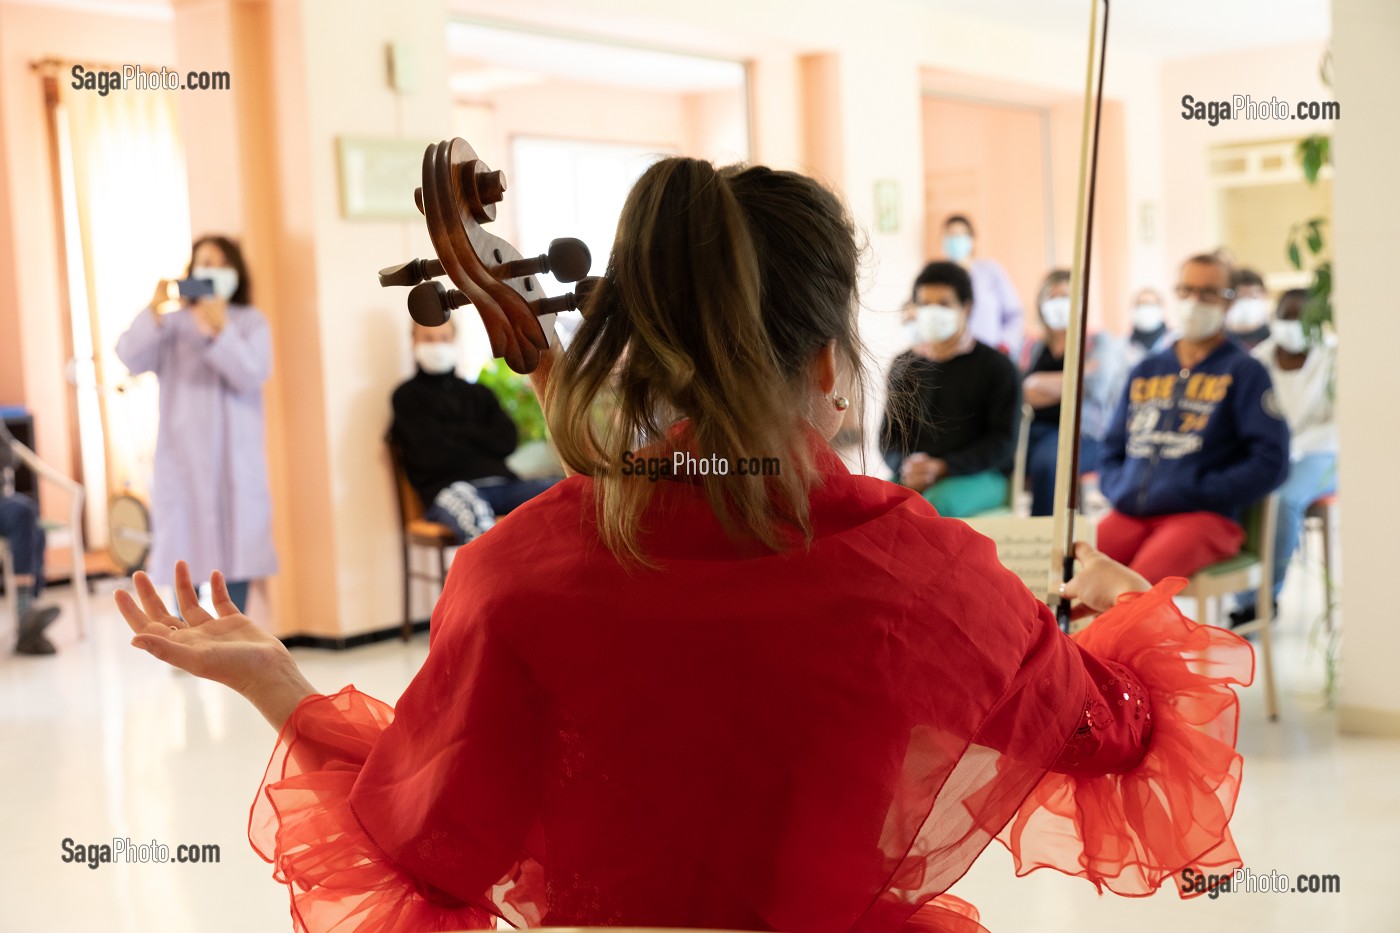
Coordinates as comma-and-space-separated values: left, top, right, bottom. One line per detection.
498, 237, 593, 284
477, 169, 506, 205
573, 276, 601, 315
378, 257, 445, 288
545, 238, 591, 283
407, 280, 471, 327
530, 276, 602, 318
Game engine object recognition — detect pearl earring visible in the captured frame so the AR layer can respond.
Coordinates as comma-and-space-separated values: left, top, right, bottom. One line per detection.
832, 395, 850, 411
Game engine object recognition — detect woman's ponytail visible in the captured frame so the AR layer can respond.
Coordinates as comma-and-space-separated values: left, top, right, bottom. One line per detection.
549, 158, 863, 565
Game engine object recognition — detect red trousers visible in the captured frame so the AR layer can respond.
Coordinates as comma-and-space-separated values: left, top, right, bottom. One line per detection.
1097, 510, 1245, 583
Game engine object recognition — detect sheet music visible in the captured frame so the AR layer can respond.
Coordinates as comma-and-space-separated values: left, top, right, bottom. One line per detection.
961, 515, 1099, 606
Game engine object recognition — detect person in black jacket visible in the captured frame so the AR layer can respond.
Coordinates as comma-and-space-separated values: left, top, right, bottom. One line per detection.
880, 261, 1021, 517
391, 322, 559, 543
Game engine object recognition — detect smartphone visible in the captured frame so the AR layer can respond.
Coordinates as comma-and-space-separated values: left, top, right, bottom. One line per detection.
176, 276, 215, 300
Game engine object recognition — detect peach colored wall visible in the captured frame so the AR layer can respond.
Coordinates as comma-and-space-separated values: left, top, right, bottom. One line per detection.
172, 0, 243, 234
922, 96, 1048, 320
0, 55, 20, 405
0, 2, 176, 521
798, 53, 843, 189
226, 0, 326, 636
272, 0, 453, 638
1159, 41, 1333, 279
920, 93, 1128, 344
683, 87, 748, 164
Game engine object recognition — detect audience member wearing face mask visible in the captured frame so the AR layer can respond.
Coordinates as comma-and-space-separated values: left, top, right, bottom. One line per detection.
1123, 287, 1176, 370
391, 321, 560, 543
1228, 288, 1338, 626
881, 261, 1021, 518
1224, 268, 1273, 353
1020, 269, 1128, 517
115, 234, 276, 614
939, 214, 1025, 361
1096, 253, 1291, 582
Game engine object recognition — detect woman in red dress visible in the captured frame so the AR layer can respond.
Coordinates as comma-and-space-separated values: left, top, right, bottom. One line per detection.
117, 159, 1252, 933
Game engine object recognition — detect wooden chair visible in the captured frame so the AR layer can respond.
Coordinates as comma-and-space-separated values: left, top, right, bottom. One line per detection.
1178, 495, 1280, 721
1304, 493, 1339, 633
1007, 402, 1034, 517
386, 434, 456, 641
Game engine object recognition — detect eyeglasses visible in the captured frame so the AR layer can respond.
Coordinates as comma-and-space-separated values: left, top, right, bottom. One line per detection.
1175, 284, 1235, 304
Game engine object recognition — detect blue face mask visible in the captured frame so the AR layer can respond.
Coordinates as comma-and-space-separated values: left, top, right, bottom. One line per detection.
942, 233, 973, 262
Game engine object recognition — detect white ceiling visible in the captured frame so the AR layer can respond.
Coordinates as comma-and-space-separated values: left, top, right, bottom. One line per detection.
447, 21, 746, 95
918, 0, 1330, 59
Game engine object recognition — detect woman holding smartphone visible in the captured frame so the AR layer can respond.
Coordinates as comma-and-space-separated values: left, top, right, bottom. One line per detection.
115, 234, 276, 613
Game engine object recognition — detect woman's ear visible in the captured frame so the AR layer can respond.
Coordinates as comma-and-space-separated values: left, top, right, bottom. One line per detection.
813, 340, 837, 395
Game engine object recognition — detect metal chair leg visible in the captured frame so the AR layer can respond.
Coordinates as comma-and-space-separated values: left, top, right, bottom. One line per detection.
400, 541, 413, 642
1258, 586, 1279, 722
1321, 505, 1335, 634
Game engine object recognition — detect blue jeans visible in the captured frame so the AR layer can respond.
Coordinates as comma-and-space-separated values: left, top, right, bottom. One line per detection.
1028, 422, 1104, 517
473, 477, 560, 516
427, 477, 561, 544
0, 493, 45, 594
1238, 451, 1338, 609
225, 580, 250, 614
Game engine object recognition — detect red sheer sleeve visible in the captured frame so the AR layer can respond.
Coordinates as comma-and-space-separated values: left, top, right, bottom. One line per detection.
248, 564, 546, 932
248, 688, 507, 932
997, 578, 1254, 898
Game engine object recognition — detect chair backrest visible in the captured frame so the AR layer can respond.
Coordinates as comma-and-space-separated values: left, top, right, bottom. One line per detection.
1239, 498, 1266, 555
1237, 494, 1281, 571
1009, 402, 1034, 512
385, 433, 426, 526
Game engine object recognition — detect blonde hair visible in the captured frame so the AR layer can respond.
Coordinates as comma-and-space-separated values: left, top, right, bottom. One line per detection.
545, 159, 865, 566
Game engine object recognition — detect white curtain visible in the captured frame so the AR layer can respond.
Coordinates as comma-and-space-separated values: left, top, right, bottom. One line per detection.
54, 65, 192, 546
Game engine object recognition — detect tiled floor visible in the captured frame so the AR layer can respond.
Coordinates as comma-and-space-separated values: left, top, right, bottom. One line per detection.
1, 553, 1393, 933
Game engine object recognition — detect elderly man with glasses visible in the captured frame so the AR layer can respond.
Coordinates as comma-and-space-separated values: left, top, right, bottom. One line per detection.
1094, 253, 1290, 582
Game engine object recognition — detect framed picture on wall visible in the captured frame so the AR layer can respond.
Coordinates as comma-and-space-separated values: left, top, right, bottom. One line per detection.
874, 179, 900, 233
337, 136, 429, 220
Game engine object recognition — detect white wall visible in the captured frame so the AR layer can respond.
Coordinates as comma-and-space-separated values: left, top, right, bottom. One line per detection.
1333, 0, 1400, 736
1159, 41, 1334, 274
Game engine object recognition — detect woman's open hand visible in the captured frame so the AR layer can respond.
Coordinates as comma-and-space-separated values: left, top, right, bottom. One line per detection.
116, 562, 314, 729
1061, 540, 1151, 615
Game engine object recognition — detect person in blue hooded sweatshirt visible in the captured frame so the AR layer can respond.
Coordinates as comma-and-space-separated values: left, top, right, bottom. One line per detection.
1096, 253, 1289, 583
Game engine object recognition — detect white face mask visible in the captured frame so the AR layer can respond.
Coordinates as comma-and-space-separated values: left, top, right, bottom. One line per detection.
1226, 297, 1273, 333
1271, 319, 1309, 354
414, 342, 458, 375
1179, 299, 1226, 341
1131, 302, 1164, 332
192, 265, 239, 302
1039, 295, 1071, 331
908, 303, 963, 344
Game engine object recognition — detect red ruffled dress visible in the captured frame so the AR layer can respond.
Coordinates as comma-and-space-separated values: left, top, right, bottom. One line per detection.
249, 447, 1252, 932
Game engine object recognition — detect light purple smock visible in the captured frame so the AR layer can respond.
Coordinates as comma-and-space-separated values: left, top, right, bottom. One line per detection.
964, 258, 1025, 360
114, 305, 278, 585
